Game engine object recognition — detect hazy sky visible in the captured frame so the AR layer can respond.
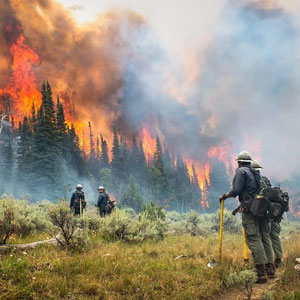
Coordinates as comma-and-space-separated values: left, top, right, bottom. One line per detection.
59, 0, 224, 60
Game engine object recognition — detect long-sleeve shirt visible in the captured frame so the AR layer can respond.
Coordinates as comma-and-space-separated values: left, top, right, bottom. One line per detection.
228, 166, 259, 202
97, 193, 107, 210
70, 191, 86, 208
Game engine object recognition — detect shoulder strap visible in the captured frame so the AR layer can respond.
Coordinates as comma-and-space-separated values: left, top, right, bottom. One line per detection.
249, 168, 264, 194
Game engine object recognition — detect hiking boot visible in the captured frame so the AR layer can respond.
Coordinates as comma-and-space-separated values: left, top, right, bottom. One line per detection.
255, 264, 268, 284
256, 274, 268, 284
275, 258, 282, 269
266, 263, 276, 278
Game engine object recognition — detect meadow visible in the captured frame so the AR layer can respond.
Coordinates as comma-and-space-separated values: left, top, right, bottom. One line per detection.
0, 196, 299, 300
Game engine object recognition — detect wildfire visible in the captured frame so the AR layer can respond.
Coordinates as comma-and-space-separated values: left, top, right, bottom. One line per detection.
0, 34, 41, 122
0, 25, 230, 212
186, 160, 211, 207
140, 128, 156, 162
207, 142, 235, 177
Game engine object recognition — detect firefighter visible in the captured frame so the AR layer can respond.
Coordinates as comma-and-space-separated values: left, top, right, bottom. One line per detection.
70, 184, 86, 216
97, 186, 108, 217
104, 191, 116, 215
219, 151, 269, 284
251, 160, 276, 277
251, 160, 283, 269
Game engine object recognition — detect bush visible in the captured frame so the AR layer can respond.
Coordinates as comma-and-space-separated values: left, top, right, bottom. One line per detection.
224, 270, 257, 300
142, 201, 165, 221
186, 211, 204, 236
0, 196, 52, 244
100, 208, 167, 243
100, 209, 132, 241
78, 214, 101, 233
166, 209, 241, 236
48, 201, 89, 251
130, 214, 166, 242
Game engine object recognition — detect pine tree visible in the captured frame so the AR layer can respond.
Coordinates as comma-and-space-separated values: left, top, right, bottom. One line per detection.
129, 135, 139, 175
121, 175, 144, 212
0, 119, 14, 190
207, 161, 230, 212
56, 96, 67, 157
67, 125, 86, 177
153, 136, 164, 173
111, 128, 121, 175
87, 121, 99, 178
32, 81, 61, 199
139, 140, 147, 170
191, 164, 202, 209
174, 154, 193, 212
100, 134, 109, 168
17, 116, 34, 189
163, 148, 174, 175
96, 136, 100, 161
88, 121, 95, 161
119, 137, 129, 181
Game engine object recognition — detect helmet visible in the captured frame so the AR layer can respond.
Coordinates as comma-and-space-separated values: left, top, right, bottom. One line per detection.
98, 186, 104, 190
76, 184, 83, 189
251, 159, 263, 169
236, 151, 252, 162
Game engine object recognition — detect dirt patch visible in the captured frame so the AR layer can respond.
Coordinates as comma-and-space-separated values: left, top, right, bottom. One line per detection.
212, 274, 281, 300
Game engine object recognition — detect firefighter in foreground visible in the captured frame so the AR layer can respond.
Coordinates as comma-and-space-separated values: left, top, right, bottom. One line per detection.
219, 151, 270, 283
70, 184, 86, 216
250, 160, 276, 277
251, 160, 283, 269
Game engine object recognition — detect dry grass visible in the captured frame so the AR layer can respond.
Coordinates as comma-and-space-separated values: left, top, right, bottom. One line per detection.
0, 232, 299, 300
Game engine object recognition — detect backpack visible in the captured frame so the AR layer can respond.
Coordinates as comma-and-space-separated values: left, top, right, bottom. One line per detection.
249, 169, 289, 221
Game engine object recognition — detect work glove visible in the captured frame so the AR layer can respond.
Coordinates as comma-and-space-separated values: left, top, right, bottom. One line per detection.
219, 192, 230, 203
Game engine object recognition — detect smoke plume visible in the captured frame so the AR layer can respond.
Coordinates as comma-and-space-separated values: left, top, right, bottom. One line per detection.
1, 0, 300, 180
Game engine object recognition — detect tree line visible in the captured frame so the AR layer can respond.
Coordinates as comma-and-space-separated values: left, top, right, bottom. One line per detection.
0, 81, 231, 213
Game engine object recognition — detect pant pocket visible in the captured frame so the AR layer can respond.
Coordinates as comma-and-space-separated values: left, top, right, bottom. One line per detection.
244, 222, 258, 237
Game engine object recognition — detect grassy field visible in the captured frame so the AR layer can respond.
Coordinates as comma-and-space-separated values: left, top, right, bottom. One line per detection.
1, 232, 300, 300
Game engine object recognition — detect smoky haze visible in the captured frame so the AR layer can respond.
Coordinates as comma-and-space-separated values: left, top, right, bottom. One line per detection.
1, 0, 300, 180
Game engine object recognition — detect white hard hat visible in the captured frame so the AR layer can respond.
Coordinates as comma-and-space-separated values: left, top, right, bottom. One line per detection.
98, 186, 104, 190
236, 151, 252, 162
76, 184, 83, 189
251, 159, 263, 169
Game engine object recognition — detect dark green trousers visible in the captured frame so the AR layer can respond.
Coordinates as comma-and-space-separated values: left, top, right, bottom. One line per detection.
270, 222, 283, 259
242, 212, 273, 265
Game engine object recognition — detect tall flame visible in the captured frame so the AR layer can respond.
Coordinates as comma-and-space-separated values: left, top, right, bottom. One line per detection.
0, 34, 41, 121
140, 128, 156, 162
207, 142, 235, 176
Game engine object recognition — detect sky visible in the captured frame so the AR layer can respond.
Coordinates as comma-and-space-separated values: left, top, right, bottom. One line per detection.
59, 0, 224, 61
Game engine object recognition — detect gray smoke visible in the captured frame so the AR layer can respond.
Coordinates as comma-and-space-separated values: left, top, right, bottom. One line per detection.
1, 0, 300, 181
112, 0, 300, 180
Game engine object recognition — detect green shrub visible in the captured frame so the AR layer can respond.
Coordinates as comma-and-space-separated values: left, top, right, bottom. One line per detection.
100, 209, 132, 241
130, 214, 166, 242
142, 201, 165, 221
224, 270, 257, 300
262, 291, 275, 300
0, 196, 52, 244
48, 201, 89, 251
166, 209, 241, 236
100, 208, 167, 243
77, 215, 101, 233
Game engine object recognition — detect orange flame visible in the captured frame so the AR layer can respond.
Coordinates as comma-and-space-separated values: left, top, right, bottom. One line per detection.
0, 35, 41, 121
186, 160, 211, 208
207, 142, 235, 176
140, 128, 156, 162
